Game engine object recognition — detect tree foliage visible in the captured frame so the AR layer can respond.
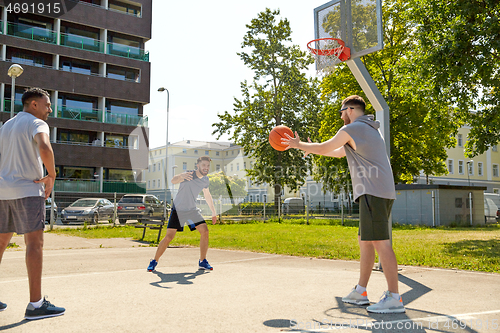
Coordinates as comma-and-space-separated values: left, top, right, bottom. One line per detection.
207, 172, 247, 198
409, 0, 500, 157
212, 8, 323, 201
314, 0, 458, 187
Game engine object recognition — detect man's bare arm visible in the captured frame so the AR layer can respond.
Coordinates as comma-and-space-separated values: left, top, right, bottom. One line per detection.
33, 132, 55, 199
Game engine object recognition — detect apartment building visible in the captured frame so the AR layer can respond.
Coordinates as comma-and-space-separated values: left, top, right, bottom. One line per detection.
416, 126, 500, 193
0, 0, 152, 204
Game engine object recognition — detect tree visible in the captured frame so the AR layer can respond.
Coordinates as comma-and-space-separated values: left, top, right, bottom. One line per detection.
314, 0, 458, 188
207, 172, 247, 199
212, 8, 323, 208
409, 0, 500, 157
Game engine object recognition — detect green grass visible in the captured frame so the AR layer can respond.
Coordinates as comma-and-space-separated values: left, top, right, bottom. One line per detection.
48, 220, 500, 273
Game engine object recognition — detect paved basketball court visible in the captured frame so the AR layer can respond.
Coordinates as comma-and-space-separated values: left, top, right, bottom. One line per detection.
1, 233, 499, 332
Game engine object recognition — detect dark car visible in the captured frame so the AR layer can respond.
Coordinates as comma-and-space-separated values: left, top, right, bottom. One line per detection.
45, 198, 58, 223
117, 194, 168, 224
61, 198, 115, 224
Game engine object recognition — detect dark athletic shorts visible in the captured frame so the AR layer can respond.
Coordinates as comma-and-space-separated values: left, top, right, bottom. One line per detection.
0, 196, 45, 234
358, 194, 394, 241
167, 209, 206, 232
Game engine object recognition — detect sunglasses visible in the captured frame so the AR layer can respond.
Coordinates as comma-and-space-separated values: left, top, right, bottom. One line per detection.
338, 106, 353, 116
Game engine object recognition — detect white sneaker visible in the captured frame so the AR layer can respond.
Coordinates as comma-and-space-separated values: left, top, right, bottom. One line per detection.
342, 286, 370, 305
366, 291, 405, 313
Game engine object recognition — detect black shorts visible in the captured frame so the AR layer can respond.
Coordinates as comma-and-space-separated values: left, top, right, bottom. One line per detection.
0, 196, 45, 234
167, 209, 206, 232
358, 194, 394, 241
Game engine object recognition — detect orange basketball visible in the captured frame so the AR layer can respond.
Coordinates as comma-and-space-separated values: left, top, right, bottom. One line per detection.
269, 125, 294, 151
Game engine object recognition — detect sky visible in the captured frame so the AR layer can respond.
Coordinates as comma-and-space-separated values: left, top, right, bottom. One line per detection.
143, 0, 329, 149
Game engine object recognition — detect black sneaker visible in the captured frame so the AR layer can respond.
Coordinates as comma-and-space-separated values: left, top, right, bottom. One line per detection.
25, 297, 65, 320
0, 301, 6, 311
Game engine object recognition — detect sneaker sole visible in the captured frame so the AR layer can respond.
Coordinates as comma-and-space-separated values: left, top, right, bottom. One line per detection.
0, 308, 6, 312
25, 311, 65, 320
342, 299, 370, 306
366, 307, 405, 314
198, 267, 213, 270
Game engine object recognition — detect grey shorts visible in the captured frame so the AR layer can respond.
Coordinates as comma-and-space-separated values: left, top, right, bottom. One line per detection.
358, 194, 394, 241
0, 197, 45, 234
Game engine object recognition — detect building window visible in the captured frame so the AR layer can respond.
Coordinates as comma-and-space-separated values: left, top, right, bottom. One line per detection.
183, 149, 187, 154
493, 145, 498, 152
153, 164, 156, 172
216, 151, 220, 156
457, 134, 463, 147
493, 164, 499, 177
183, 162, 187, 171
226, 151, 228, 156
152, 180, 156, 188
494, 188, 499, 194
205, 150, 209, 155
157, 179, 160, 188
194, 150, 198, 154
458, 160, 464, 175
244, 162, 247, 169
230, 164, 233, 172
232, 150, 234, 155
447, 159, 453, 174
478, 162, 483, 176
237, 163, 239, 171
148, 181, 150, 188
216, 165, 221, 171
158, 162, 161, 171
467, 161, 474, 176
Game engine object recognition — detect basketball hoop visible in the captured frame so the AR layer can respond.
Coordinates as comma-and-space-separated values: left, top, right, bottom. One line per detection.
307, 38, 351, 76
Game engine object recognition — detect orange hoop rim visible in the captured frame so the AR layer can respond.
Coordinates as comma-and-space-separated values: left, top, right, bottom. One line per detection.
307, 38, 351, 61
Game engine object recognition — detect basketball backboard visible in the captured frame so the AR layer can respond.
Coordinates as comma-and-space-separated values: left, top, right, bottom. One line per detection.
314, 0, 383, 61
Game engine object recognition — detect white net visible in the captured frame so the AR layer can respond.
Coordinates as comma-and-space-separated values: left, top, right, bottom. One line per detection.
308, 38, 344, 76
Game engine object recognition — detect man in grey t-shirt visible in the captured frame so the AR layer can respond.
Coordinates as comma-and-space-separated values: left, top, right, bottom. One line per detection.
282, 95, 404, 314
0, 88, 65, 319
148, 156, 217, 272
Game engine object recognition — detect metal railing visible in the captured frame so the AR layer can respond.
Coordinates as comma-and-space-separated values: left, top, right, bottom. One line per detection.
107, 42, 149, 61
105, 112, 148, 127
60, 31, 105, 52
56, 105, 102, 122
5, 22, 149, 62
7, 22, 57, 44
54, 179, 146, 194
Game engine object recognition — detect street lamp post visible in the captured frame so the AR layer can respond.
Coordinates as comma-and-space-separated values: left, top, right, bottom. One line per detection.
7, 64, 24, 118
158, 87, 169, 220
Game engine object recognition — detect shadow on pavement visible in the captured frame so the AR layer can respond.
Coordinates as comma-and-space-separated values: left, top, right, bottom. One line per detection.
264, 274, 480, 333
150, 270, 207, 289
0, 319, 30, 331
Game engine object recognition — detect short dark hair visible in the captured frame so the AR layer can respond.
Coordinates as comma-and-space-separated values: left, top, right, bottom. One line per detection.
22, 87, 50, 107
197, 156, 211, 164
342, 95, 366, 112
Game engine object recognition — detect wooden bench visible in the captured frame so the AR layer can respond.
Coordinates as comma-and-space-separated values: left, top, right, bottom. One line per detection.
134, 219, 166, 243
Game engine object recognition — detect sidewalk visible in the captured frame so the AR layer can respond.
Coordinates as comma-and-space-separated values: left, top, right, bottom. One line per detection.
1, 233, 499, 332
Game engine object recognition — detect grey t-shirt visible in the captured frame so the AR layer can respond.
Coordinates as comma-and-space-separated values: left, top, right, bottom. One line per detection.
340, 114, 396, 202
173, 171, 209, 212
0, 112, 50, 200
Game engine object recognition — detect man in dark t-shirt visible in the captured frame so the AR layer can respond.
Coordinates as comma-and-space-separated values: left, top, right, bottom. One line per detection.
147, 156, 217, 271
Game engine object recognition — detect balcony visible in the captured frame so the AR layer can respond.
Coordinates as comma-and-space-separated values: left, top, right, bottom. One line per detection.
56, 105, 102, 122
60, 32, 105, 52
54, 179, 146, 193
105, 112, 148, 127
7, 22, 57, 44
4, 22, 149, 62
3, 99, 23, 113
107, 42, 149, 61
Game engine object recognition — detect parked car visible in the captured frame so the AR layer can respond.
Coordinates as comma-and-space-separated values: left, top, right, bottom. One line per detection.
61, 198, 115, 224
117, 194, 168, 224
484, 197, 498, 223
282, 197, 305, 215
45, 198, 58, 223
